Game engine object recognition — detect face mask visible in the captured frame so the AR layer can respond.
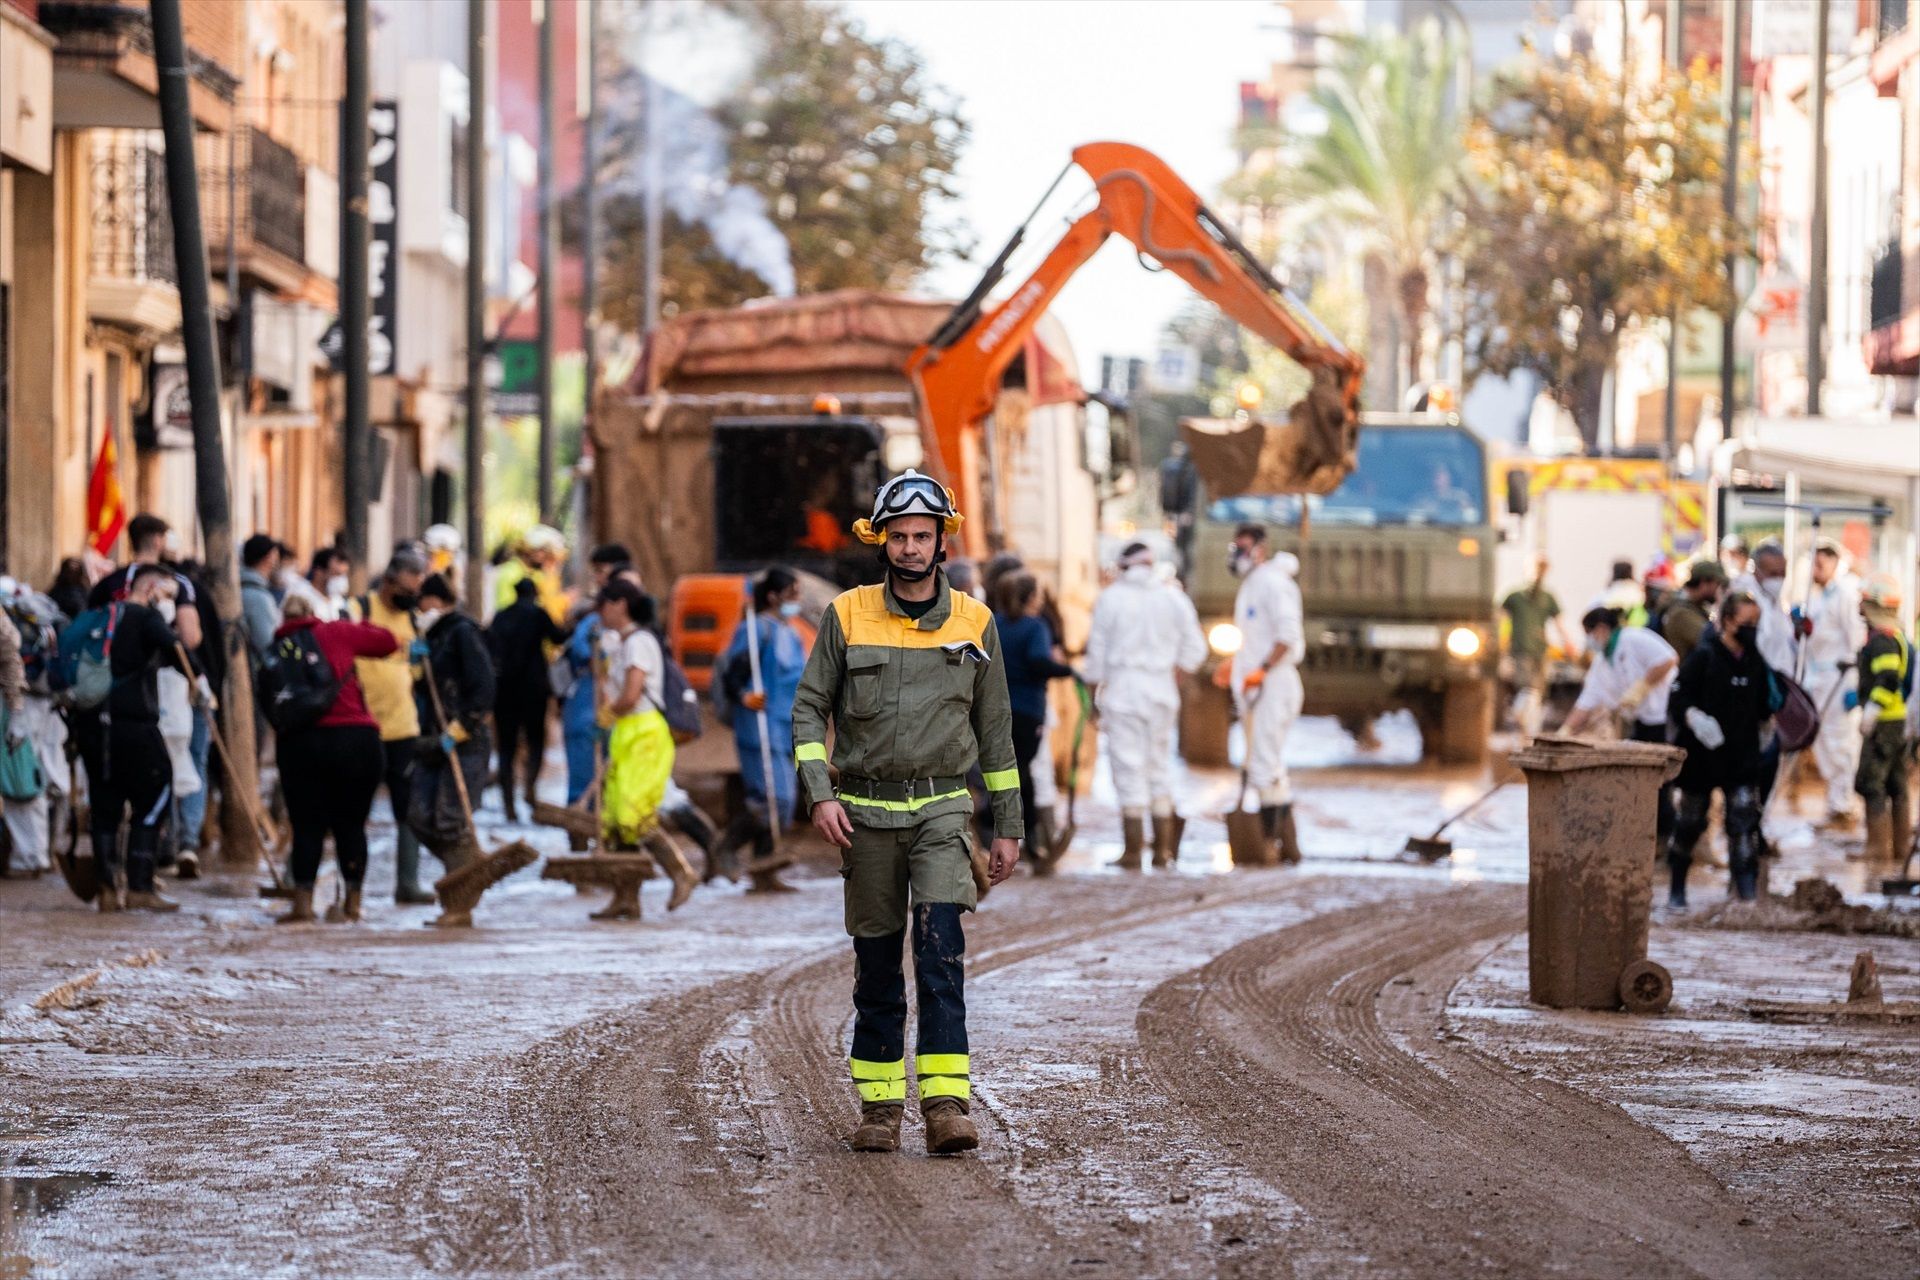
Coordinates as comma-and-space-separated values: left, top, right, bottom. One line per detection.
779, 600, 803, 619
1734, 623, 1758, 649
1123, 563, 1154, 584
390, 591, 419, 612
327, 574, 350, 598
1758, 576, 1783, 598
1228, 549, 1252, 579
416, 608, 445, 632
156, 597, 177, 623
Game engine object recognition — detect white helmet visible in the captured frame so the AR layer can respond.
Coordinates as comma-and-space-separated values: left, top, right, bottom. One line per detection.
869, 469, 957, 529
423, 523, 461, 552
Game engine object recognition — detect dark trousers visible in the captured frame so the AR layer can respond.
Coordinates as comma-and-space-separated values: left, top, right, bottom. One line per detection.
408, 729, 491, 868
1010, 710, 1044, 854
1627, 719, 1675, 840
279, 725, 384, 889
494, 693, 549, 806
1670, 782, 1763, 900
380, 741, 422, 893
90, 722, 173, 893
851, 902, 968, 1104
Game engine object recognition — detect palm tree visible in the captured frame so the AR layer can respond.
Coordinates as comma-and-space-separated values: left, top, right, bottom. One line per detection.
1245, 21, 1466, 397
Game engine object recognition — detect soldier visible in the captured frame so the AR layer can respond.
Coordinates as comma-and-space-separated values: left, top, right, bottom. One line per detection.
792, 470, 1022, 1157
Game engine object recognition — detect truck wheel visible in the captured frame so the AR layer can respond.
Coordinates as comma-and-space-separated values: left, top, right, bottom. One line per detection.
1436, 680, 1493, 766
1179, 675, 1234, 769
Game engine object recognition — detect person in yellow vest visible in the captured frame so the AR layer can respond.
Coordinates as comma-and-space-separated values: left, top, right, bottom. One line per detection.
345, 549, 433, 903
494, 524, 569, 623
1851, 575, 1914, 862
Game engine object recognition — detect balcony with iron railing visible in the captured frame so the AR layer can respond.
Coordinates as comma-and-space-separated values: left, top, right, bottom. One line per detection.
87, 133, 181, 335
200, 126, 309, 292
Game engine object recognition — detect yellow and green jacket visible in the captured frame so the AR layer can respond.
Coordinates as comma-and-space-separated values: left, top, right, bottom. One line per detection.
1859, 626, 1912, 724
792, 572, 1024, 837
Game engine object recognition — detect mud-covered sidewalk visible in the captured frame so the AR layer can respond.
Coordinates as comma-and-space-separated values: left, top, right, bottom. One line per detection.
3, 721, 1918, 1278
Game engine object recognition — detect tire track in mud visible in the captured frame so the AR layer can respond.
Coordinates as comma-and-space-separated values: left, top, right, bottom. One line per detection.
1136, 885, 1845, 1279
431, 875, 1307, 1277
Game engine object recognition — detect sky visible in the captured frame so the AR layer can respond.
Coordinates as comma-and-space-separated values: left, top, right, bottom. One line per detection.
842, 0, 1285, 379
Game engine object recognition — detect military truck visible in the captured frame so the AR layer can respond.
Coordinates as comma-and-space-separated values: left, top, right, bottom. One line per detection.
1176, 413, 1501, 766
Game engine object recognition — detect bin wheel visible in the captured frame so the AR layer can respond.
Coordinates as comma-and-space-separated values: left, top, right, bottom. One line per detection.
1618, 958, 1672, 1014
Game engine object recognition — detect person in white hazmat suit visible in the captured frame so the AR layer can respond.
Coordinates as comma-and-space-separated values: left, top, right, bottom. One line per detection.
1083, 542, 1207, 869
1802, 538, 1865, 826
1228, 524, 1305, 864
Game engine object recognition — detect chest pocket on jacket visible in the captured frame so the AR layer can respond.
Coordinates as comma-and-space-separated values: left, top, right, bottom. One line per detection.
845, 649, 890, 719
937, 656, 974, 705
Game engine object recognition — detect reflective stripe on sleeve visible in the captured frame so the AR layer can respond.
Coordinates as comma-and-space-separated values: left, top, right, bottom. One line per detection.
1870, 653, 1905, 674
982, 768, 1019, 792
796, 742, 828, 763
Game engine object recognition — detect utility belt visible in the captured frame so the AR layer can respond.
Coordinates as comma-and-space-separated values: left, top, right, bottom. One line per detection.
837, 774, 970, 806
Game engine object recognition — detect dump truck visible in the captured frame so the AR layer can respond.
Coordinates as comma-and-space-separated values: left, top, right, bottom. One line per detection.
1175, 411, 1500, 767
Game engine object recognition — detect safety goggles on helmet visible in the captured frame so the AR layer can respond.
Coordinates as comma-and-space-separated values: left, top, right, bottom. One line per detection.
872, 470, 957, 525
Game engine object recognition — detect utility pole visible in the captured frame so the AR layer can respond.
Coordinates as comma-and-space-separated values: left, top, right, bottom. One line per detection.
1807, 0, 1830, 417
581, 0, 600, 536
536, 0, 557, 523
1662, 0, 1681, 466
465, 0, 489, 610
151, 0, 261, 871
1720, 0, 1743, 438
642, 0, 661, 334
341, 0, 371, 581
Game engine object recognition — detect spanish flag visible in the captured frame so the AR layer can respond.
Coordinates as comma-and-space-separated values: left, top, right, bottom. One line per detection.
86, 431, 128, 556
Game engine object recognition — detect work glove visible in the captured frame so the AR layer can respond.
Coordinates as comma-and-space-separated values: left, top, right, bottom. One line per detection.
439, 731, 459, 756
1618, 675, 1653, 715
1790, 606, 1812, 639
741, 690, 767, 711
1684, 707, 1725, 750
5, 722, 25, 750
408, 639, 430, 661
1844, 689, 1860, 712
193, 675, 218, 713
1242, 666, 1267, 691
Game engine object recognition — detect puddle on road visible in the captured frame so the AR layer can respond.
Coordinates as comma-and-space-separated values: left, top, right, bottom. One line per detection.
2, 1173, 112, 1279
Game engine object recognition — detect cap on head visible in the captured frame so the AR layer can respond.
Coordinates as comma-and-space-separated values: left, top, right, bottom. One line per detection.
1813, 536, 1843, 558
1862, 573, 1903, 612
1685, 559, 1727, 588
423, 524, 461, 552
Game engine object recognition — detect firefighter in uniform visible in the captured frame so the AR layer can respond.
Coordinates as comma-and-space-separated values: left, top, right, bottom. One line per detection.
1851, 575, 1914, 862
792, 471, 1023, 1156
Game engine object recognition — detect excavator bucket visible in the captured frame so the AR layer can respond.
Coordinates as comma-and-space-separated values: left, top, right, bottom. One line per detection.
1179, 366, 1359, 499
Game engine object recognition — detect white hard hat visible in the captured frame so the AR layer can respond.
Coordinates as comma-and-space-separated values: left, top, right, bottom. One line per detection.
424, 523, 461, 551
524, 523, 565, 553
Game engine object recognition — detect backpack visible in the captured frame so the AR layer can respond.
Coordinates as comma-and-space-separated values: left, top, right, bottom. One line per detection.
649, 646, 704, 744
57, 604, 123, 709
257, 627, 340, 733
6, 592, 66, 693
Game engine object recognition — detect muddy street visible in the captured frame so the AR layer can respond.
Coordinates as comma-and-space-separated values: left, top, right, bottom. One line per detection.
4, 720, 1918, 1279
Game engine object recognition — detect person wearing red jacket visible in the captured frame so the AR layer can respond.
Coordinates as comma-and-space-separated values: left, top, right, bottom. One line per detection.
272, 597, 399, 924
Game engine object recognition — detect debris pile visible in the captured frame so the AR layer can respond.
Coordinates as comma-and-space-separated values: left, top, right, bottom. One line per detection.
1686, 877, 1920, 940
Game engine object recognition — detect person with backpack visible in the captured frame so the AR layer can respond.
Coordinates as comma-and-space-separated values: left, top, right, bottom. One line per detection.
596, 579, 698, 908
485, 577, 570, 822
0, 584, 69, 876
267, 594, 398, 923
407, 575, 496, 885
710, 567, 808, 889
81, 564, 205, 913
343, 549, 433, 903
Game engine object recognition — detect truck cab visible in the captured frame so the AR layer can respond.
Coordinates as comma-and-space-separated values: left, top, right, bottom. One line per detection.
1180, 414, 1499, 765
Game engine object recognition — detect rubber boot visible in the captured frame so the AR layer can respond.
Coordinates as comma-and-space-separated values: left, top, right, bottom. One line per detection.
1259, 806, 1284, 868
1276, 805, 1303, 866
1666, 850, 1690, 910
1151, 814, 1178, 868
850, 1103, 903, 1153
1729, 843, 1760, 902
327, 885, 363, 923
278, 887, 316, 924
1863, 800, 1893, 863
1117, 816, 1146, 870
1892, 786, 1914, 865
711, 815, 754, 885
125, 888, 180, 913
96, 884, 123, 914
922, 1097, 979, 1155
394, 828, 434, 904
649, 833, 700, 911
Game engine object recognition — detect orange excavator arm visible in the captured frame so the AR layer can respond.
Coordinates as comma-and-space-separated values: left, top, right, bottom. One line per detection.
907, 141, 1366, 555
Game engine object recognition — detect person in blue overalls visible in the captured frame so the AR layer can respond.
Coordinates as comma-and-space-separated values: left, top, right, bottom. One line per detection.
560, 545, 639, 847
712, 566, 808, 890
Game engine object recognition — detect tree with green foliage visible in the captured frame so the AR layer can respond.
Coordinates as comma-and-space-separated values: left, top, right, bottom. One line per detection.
1224, 21, 1465, 393
1455, 52, 1739, 452
593, 0, 969, 327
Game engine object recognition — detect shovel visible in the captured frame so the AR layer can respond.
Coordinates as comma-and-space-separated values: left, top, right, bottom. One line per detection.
1048, 678, 1094, 865
175, 643, 290, 897
419, 649, 538, 926
1404, 772, 1517, 861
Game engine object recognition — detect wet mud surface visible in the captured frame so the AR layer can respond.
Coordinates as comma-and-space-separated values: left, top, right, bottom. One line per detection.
3, 717, 1917, 1277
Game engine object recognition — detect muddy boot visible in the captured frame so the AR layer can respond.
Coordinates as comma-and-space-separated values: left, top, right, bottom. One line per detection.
1276, 805, 1303, 866
649, 833, 700, 911
1893, 787, 1914, 864
1728, 843, 1760, 902
394, 829, 434, 903
1118, 816, 1146, 870
1863, 800, 1893, 863
501, 792, 519, 824
709, 815, 753, 885
922, 1097, 978, 1155
174, 850, 200, 880
125, 888, 180, 913
1665, 851, 1690, 910
1151, 814, 1178, 868
277, 887, 316, 924
326, 885, 364, 923
850, 1103, 903, 1153
96, 884, 123, 914
1258, 806, 1284, 868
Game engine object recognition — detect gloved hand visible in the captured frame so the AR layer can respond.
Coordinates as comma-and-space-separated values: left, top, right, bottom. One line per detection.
741, 690, 767, 711
408, 639, 430, 661
1618, 675, 1653, 715
5, 722, 25, 750
439, 731, 458, 756
193, 674, 218, 712
1844, 689, 1860, 711
1684, 707, 1725, 750
1242, 666, 1267, 691
1790, 606, 1812, 639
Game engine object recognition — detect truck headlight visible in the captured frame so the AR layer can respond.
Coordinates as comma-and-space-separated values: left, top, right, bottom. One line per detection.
1446, 626, 1482, 659
1209, 623, 1243, 656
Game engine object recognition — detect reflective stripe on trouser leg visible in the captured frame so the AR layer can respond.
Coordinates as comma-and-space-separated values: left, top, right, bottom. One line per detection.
912, 902, 969, 1101
851, 929, 907, 1104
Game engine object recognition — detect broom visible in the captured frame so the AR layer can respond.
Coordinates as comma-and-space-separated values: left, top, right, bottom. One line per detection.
419, 647, 537, 927
175, 643, 290, 897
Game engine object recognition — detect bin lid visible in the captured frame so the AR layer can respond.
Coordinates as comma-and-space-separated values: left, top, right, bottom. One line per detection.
1509, 734, 1684, 779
